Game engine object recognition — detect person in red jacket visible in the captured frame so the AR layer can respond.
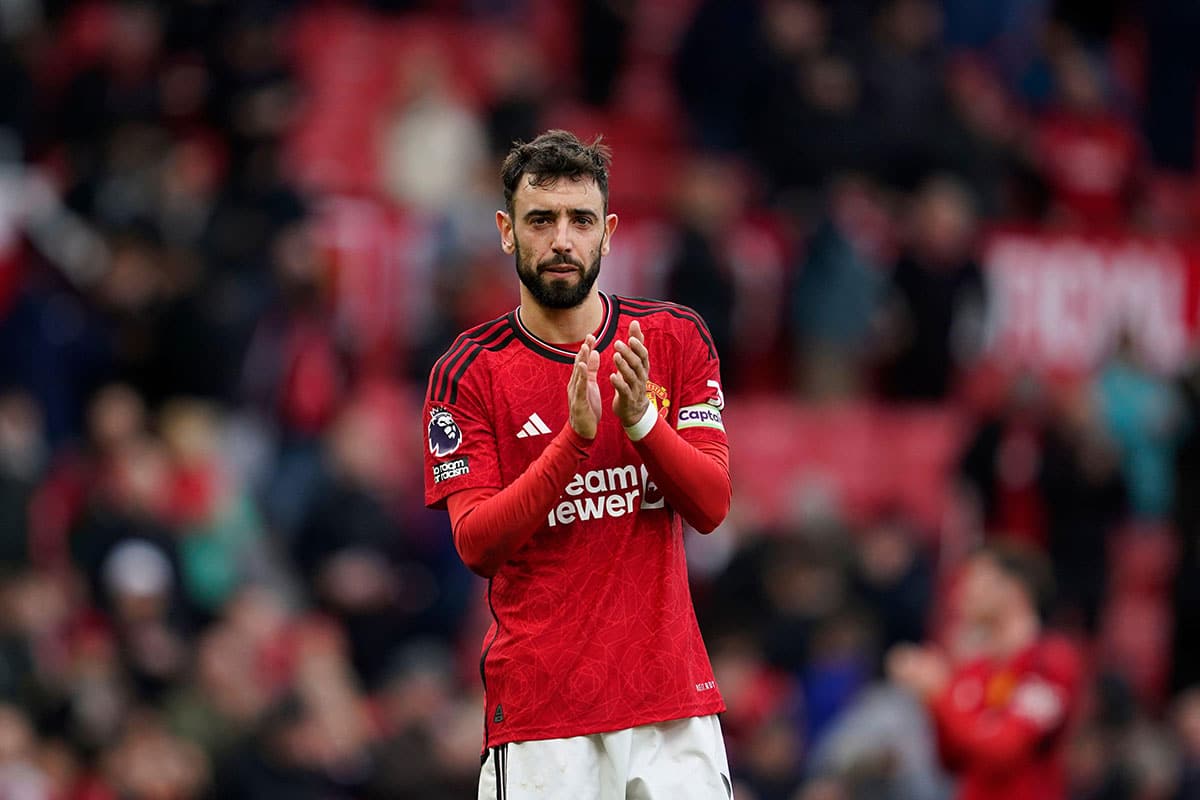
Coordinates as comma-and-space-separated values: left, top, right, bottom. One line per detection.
888, 543, 1083, 800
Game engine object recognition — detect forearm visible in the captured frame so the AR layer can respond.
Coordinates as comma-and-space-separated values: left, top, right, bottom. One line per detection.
448, 426, 593, 577
629, 413, 731, 533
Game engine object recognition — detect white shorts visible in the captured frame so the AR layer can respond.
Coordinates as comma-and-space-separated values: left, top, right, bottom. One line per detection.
479, 714, 732, 800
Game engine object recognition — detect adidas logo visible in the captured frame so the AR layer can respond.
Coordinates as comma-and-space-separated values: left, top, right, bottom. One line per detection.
516, 413, 552, 439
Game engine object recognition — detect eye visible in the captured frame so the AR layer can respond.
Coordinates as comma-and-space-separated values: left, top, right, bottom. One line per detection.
530, 217, 551, 228
574, 216, 594, 227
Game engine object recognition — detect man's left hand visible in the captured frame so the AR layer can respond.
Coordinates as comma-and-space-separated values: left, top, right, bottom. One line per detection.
611, 319, 650, 427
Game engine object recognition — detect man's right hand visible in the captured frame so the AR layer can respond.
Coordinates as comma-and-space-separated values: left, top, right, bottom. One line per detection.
569, 334, 602, 439
887, 643, 950, 701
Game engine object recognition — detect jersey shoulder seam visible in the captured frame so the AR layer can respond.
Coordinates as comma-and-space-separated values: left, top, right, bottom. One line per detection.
428, 314, 516, 404
615, 295, 716, 359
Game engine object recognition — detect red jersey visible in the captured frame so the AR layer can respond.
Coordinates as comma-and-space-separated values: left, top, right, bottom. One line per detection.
423, 293, 728, 748
932, 635, 1082, 800
1035, 112, 1139, 229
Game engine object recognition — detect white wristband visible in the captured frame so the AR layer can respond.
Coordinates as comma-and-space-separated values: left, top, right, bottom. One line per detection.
623, 404, 658, 442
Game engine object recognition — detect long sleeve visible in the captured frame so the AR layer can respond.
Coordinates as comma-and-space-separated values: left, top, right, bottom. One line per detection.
446, 426, 593, 578
930, 644, 1078, 780
930, 688, 1048, 776
631, 415, 731, 533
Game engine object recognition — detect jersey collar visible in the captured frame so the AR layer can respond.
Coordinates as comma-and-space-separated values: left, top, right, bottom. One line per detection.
509, 292, 620, 364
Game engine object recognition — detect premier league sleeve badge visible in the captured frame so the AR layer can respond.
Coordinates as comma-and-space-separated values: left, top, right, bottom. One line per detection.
428, 408, 463, 457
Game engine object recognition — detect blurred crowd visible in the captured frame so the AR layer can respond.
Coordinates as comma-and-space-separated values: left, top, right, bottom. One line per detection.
0, 0, 1198, 798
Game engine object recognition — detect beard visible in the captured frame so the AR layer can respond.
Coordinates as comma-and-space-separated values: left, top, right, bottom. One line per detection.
514, 239, 603, 310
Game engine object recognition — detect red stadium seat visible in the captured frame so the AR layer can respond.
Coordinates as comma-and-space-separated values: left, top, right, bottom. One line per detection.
724, 401, 966, 537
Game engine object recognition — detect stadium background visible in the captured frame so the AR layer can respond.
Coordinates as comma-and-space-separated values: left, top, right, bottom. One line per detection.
0, 0, 1197, 797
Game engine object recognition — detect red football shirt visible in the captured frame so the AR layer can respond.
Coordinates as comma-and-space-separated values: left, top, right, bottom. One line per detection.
1035, 112, 1139, 229
931, 635, 1082, 800
423, 293, 728, 748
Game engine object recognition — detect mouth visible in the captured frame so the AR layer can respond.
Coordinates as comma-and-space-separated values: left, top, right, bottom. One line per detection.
540, 265, 580, 276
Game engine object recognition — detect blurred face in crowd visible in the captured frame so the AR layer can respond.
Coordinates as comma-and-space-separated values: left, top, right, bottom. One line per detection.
0, 392, 44, 480
103, 715, 208, 800
803, 55, 860, 114
911, 177, 977, 265
678, 158, 743, 235
1056, 48, 1105, 114
88, 385, 146, 454
881, 0, 941, 52
763, 0, 828, 59
497, 176, 617, 310
109, 438, 170, 517
958, 553, 1021, 631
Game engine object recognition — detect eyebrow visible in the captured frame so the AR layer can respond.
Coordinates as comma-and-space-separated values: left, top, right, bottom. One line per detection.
522, 208, 600, 222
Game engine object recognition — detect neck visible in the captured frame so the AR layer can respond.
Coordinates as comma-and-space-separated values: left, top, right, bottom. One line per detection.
518, 289, 605, 345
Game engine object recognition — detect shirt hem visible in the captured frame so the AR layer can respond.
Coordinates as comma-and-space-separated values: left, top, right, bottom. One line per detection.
482, 701, 727, 749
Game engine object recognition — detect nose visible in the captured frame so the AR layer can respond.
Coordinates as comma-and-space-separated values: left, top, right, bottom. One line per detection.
551, 217, 572, 255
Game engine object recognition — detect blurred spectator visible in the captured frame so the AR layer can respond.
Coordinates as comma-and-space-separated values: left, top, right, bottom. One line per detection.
939, 58, 1046, 220
158, 399, 286, 616
212, 7, 299, 164
1092, 331, 1183, 520
662, 156, 741, 382
0, 704, 53, 800
379, 49, 488, 215
241, 213, 343, 537
888, 544, 1083, 800
1039, 385, 1127, 633
859, 0, 949, 189
808, 682, 951, 800
759, 534, 853, 675
100, 710, 210, 800
710, 634, 802, 769
70, 436, 195, 700
852, 515, 934, 652
1033, 42, 1141, 229
0, 391, 47, 566
26, 383, 146, 571
292, 403, 438, 688
363, 641, 479, 799
788, 174, 889, 400
877, 175, 987, 402
1171, 357, 1200, 692
0, 267, 114, 447
801, 607, 877, 748
56, 2, 165, 176
164, 609, 277, 764
740, 713, 806, 800
674, 0, 769, 151
958, 373, 1052, 546
753, 50, 878, 196
482, 35, 545, 160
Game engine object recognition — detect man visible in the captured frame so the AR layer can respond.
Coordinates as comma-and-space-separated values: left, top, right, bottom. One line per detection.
423, 130, 734, 799
887, 544, 1082, 800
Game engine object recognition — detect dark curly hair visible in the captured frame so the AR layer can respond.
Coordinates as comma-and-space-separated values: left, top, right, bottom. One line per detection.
500, 130, 612, 216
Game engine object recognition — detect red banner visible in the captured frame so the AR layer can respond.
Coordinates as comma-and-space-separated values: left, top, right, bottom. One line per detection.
984, 230, 1200, 375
